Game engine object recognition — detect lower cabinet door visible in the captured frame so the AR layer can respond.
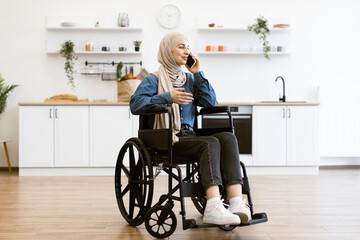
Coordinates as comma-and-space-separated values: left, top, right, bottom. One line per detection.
19, 106, 54, 167
287, 106, 319, 166
89, 106, 132, 167
54, 106, 89, 167
253, 106, 287, 166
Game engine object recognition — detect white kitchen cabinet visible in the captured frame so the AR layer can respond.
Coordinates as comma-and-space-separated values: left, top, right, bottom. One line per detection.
54, 106, 89, 167
19, 106, 89, 167
19, 104, 136, 173
19, 106, 54, 167
252, 105, 319, 166
89, 106, 132, 167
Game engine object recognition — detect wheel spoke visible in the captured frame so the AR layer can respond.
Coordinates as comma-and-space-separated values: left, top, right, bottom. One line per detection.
150, 221, 158, 227
129, 187, 135, 218
130, 184, 144, 209
129, 145, 135, 175
132, 157, 143, 179
120, 163, 130, 179
120, 184, 130, 198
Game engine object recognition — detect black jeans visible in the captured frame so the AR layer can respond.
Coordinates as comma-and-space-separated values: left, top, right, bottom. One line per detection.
173, 131, 243, 191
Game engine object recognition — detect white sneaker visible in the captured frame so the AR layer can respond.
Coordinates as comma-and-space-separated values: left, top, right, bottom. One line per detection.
227, 198, 251, 224
203, 199, 240, 225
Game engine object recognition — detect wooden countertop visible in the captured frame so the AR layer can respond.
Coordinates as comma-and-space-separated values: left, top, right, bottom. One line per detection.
18, 102, 130, 106
19, 101, 320, 106
218, 102, 320, 106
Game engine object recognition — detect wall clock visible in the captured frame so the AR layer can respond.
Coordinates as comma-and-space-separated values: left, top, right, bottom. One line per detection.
158, 4, 181, 29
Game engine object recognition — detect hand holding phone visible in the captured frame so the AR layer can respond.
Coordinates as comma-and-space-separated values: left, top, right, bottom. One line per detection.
186, 54, 196, 68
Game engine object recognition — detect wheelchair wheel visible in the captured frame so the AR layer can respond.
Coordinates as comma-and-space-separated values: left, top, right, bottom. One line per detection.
191, 196, 206, 215
115, 138, 153, 226
145, 205, 177, 239
219, 225, 236, 231
187, 162, 207, 215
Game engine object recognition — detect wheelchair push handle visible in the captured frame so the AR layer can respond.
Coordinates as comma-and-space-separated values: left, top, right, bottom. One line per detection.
197, 106, 230, 115
141, 106, 170, 115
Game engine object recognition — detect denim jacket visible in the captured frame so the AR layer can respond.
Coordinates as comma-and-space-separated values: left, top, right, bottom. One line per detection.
130, 71, 218, 128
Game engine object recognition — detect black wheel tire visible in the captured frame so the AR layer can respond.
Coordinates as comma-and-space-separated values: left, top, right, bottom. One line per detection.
219, 225, 236, 231
115, 138, 153, 226
145, 205, 177, 239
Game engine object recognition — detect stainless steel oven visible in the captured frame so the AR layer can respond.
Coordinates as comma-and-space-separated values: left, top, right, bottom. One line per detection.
201, 106, 252, 154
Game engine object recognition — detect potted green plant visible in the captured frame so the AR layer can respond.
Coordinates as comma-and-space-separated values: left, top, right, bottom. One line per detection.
0, 73, 19, 119
133, 41, 142, 52
59, 40, 78, 89
247, 16, 271, 61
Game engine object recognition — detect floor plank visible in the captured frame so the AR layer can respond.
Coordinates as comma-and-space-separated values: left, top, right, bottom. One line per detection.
0, 169, 360, 239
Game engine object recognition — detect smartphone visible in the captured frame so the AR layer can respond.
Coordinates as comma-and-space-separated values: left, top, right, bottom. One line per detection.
186, 54, 196, 68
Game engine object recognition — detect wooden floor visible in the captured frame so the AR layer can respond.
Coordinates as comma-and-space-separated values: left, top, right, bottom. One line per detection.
1, 168, 360, 240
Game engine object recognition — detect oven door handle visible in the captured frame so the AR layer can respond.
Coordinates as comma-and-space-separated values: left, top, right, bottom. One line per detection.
203, 115, 251, 119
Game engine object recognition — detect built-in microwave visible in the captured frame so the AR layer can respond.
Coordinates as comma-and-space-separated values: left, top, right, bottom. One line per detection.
201, 106, 252, 154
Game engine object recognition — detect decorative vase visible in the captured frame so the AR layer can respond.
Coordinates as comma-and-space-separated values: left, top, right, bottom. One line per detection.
117, 13, 129, 27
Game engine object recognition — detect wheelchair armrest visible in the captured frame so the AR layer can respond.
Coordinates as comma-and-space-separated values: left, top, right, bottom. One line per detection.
141, 106, 170, 115
198, 106, 230, 115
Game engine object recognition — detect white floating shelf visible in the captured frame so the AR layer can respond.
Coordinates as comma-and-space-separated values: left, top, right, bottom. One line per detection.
47, 27, 142, 31
197, 27, 292, 32
47, 51, 142, 55
198, 51, 291, 55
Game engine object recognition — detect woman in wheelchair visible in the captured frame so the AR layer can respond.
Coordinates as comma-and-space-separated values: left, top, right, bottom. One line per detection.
129, 32, 251, 226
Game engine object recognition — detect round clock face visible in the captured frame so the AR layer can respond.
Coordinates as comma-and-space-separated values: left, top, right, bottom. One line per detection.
158, 4, 181, 29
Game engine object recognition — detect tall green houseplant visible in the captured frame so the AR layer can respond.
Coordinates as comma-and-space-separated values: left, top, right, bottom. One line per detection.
248, 16, 271, 61
0, 73, 19, 119
59, 40, 78, 89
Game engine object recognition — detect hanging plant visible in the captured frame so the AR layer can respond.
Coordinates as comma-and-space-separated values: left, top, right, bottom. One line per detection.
0, 73, 19, 119
59, 40, 78, 89
247, 16, 271, 61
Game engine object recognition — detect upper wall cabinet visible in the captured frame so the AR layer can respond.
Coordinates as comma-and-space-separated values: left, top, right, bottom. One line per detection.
196, 16, 292, 56
46, 16, 143, 55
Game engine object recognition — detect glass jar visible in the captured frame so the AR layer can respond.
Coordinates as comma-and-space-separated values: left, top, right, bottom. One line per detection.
85, 40, 94, 51
117, 13, 129, 27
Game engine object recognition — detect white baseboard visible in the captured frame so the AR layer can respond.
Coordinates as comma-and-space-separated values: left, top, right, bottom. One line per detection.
19, 165, 319, 176
245, 166, 319, 175
19, 167, 116, 176
320, 157, 360, 166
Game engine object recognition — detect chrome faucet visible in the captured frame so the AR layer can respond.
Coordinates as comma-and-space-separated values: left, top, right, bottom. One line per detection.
275, 76, 286, 102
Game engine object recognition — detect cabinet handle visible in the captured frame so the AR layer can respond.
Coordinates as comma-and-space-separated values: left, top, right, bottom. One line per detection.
49, 109, 52, 119
288, 108, 291, 118
282, 108, 286, 118
55, 108, 58, 118
128, 108, 130, 118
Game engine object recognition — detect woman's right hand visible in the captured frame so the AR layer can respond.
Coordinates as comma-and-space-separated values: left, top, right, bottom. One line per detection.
170, 88, 194, 105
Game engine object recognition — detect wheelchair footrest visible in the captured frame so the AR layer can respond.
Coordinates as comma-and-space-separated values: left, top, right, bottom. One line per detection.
241, 212, 268, 226
183, 212, 267, 230
183, 219, 236, 230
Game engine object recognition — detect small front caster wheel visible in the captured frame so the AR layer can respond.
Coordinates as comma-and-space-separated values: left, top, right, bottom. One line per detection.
145, 205, 177, 239
219, 225, 236, 231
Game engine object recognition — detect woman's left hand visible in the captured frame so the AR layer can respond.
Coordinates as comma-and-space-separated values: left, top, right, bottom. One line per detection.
185, 53, 200, 74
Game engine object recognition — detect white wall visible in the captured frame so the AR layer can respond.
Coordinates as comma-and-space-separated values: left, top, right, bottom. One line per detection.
1, 0, 359, 167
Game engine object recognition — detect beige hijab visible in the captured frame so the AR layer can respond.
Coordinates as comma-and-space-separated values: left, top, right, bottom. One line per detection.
153, 32, 188, 143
